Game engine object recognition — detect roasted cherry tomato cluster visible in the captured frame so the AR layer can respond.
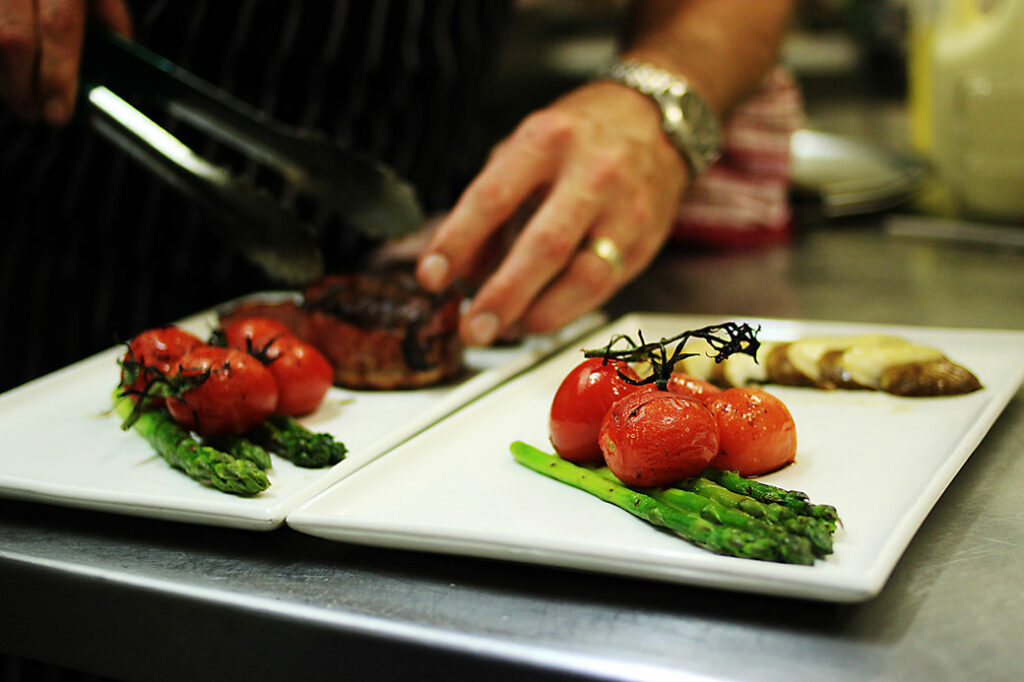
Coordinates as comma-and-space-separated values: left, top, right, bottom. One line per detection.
219, 317, 334, 418
548, 358, 797, 486
120, 317, 333, 437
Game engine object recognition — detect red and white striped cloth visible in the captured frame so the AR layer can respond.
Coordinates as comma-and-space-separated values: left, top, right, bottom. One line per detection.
673, 66, 805, 248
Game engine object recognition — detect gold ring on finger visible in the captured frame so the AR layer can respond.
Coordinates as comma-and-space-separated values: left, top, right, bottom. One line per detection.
585, 236, 625, 277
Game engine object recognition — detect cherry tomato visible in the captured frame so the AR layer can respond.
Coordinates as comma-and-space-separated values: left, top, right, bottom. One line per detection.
549, 357, 642, 463
599, 390, 719, 486
261, 335, 334, 416
166, 346, 278, 436
222, 316, 294, 352
121, 327, 206, 401
666, 372, 722, 402
707, 387, 797, 476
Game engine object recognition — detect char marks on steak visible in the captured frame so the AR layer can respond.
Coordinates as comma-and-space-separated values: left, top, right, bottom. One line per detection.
304, 270, 464, 389
219, 268, 464, 390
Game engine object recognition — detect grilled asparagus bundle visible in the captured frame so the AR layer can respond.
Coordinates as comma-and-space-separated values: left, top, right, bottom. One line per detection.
510, 441, 839, 565
113, 391, 270, 496
114, 390, 346, 495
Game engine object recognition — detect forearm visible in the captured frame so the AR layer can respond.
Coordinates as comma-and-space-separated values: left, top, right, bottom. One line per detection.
621, 0, 794, 116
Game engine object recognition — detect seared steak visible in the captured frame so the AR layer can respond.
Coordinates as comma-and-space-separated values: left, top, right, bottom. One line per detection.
219, 268, 464, 390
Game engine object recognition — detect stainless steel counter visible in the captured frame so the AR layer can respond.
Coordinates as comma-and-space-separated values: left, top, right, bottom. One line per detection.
2, 220, 1023, 682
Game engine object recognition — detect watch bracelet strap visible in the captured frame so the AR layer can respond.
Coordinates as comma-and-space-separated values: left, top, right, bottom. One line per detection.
601, 59, 722, 175
606, 60, 683, 98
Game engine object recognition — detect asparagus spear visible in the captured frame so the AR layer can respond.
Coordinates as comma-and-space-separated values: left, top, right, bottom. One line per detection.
683, 476, 793, 522
206, 435, 273, 470
113, 391, 270, 496
510, 441, 784, 562
247, 414, 347, 468
679, 476, 834, 556
591, 467, 816, 564
702, 468, 840, 525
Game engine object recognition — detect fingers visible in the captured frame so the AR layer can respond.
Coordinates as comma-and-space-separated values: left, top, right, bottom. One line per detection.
461, 145, 678, 343
500, 176, 669, 336
416, 110, 571, 293
457, 177, 602, 345
521, 210, 667, 334
518, 240, 624, 332
0, 0, 38, 116
417, 83, 688, 346
35, 0, 87, 124
461, 167, 681, 344
0, 0, 98, 124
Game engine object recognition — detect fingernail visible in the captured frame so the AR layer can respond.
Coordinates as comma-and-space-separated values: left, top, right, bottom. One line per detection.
418, 252, 450, 291
465, 311, 501, 346
42, 97, 68, 125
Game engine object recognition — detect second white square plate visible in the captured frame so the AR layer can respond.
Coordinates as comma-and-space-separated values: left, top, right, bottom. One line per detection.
287, 313, 1024, 602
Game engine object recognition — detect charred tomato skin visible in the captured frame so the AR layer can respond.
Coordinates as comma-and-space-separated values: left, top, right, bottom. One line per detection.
707, 387, 797, 476
666, 372, 722, 402
599, 390, 719, 486
121, 326, 206, 401
261, 335, 334, 416
549, 357, 642, 463
166, 346, 278, 436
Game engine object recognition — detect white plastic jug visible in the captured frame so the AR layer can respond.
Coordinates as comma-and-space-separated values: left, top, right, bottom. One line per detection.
908, 0, 1024, 221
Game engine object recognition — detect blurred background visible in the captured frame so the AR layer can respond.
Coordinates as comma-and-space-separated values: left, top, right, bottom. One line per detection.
490, 0, 1024, 238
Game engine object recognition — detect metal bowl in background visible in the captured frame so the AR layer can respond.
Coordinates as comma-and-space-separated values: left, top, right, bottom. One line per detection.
790, 128, 927, 219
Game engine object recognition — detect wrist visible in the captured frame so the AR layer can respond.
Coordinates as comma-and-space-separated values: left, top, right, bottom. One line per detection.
599, 59, 723, 178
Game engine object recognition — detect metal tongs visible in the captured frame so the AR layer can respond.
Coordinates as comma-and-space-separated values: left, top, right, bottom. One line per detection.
79, 28, 425, 285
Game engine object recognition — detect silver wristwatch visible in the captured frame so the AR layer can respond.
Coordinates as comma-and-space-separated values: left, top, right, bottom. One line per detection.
603, 60, 722, 176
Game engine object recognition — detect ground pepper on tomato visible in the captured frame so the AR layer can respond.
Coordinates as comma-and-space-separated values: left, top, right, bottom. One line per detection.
599, 389, 719, 486
165, 346, 278, 436
549, 357, 641, 463
707, 387, 797, 476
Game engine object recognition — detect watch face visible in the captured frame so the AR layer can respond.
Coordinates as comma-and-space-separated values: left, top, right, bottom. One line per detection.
677, 92, 721, 169
681, 93, 716, 143
679, 93, 702, 126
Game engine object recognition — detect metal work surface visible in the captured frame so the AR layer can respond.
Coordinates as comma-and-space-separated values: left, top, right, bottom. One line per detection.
2, 221, 1022, 681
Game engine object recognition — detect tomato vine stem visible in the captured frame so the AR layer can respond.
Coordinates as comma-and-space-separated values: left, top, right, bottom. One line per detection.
582, 322, 761, 391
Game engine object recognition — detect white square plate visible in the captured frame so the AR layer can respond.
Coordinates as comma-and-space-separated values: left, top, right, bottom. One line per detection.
0, 303, 604, 530
287, 313, 1024, 602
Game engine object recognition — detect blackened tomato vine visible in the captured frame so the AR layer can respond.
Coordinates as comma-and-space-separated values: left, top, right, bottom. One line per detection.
582, 322, 761, 391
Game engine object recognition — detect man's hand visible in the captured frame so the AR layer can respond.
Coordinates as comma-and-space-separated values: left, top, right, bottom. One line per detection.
416, 81, 688, 346
0, 0, 131, 124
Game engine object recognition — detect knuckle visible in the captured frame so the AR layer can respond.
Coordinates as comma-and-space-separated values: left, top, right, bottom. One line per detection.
585, 153, 627, 193
39, 4, 80, 40
563, 191, 599, 226
532, 227, 576, 260
627, 195, 653, 227
470, 178, 515, 216
516, 109, 576, 150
